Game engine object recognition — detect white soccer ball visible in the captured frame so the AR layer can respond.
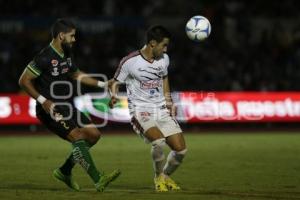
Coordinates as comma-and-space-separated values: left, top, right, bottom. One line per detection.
185, 15, 211, 42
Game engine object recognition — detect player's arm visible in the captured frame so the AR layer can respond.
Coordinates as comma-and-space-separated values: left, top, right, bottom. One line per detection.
70, 70, 108, 88
109, 57, 130, 108
163, 76, 177, 116
108, 78, 121, 108
18, 68, 55, 114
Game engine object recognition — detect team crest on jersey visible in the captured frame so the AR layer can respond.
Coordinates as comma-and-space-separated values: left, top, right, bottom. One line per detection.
67, 58, 72, 66
51, 59, 59, 67
139, 112, 151, 122
150, 90, 155, 95
152, 66, 163, 71
51, 67, 59, 76
53, 113, 63, 122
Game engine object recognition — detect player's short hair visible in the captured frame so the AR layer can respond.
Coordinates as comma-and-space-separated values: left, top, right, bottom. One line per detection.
51, 18, 76, 38
146, 25, 171, 43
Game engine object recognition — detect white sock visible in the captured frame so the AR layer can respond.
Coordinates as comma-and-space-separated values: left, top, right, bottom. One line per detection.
151, 138, 166, 177
163, 149, 187, 176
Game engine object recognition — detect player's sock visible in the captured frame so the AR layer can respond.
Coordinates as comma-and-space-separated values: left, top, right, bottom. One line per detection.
151, 138, 166, 176
60, 142, 93, 175
163, 149, 187, 176
72, 139, 101, 183
59, 153, 75, 176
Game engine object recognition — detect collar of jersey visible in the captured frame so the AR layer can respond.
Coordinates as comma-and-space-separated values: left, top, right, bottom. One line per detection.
50, 42, 64, 58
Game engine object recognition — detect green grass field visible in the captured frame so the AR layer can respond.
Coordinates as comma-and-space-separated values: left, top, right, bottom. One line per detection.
1, 132, 300, 200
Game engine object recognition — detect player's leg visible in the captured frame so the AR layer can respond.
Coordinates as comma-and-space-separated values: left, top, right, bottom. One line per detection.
145, 127, 169, 192
36, 109, 81, 191
58, 153, 76, 176
37, 107, 119, 192
77, 124, 121, 192
66, 128, 102, 184
66, 110, 120, 192
58, 111, 100, 176
144, 127, 166, 176
132, 116, 167, 176
58, 125, 120, 192
131, 116, 168, 192
162, 132, 187, 190
59, 124, 100, 175
156, 111, 187, 190
164, 132, 187, 175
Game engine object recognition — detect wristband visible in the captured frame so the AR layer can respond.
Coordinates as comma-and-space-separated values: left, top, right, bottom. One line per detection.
37, 95, 47, 104
97, 81, 107, 88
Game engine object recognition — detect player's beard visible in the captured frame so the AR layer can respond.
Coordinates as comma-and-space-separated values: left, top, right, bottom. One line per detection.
61, 41, 73, 57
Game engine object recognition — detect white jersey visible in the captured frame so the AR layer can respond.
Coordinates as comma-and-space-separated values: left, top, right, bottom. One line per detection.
114, 50, 169, 112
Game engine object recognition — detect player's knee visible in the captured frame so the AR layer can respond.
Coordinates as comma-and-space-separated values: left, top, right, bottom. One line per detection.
90, 128, 101, 141
88, 131, 101, 145
178, 148, 188, 156
171, 141, 187, 152
151, 138, 166, 161
151, 138, 166, 148
80, 127, 101, 145
67, 128, 85, 142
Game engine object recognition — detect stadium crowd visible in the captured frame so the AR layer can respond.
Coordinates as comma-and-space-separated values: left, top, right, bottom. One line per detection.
1, 0, 300, 92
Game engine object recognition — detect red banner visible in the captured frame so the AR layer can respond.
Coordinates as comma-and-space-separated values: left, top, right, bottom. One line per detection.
180, 92, 300, 122
0, 94, 39, 124
2, 92, 300, 124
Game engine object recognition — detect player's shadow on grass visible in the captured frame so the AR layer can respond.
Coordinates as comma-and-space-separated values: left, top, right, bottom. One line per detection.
102, 184, 154, 194
0, 184, 69, 192
80, 184, 300, 199
183, 189, 300, 200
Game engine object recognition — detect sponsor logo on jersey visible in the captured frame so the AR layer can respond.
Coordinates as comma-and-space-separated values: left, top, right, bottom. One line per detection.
51, 59, 59, 67
62, 68, 69, 74
51, 67, 59, 76
140, 80, 161, 89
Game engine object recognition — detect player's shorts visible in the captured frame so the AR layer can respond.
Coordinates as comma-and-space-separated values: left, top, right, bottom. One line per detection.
130, 105, 182, 142
36, 104, 91, 140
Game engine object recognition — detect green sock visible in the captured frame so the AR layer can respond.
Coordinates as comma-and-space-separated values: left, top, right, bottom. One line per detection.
59, 153, 75, 176
72, 140, 101, 183
60, 142, 93, 176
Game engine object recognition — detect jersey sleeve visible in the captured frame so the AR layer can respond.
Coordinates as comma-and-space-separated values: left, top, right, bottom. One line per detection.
162, 54, 169, 77
26, 56, 44, 77
113, 58, 130, 83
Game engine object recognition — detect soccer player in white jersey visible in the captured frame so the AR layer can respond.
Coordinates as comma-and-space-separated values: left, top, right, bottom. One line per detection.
109, 25, 187, 192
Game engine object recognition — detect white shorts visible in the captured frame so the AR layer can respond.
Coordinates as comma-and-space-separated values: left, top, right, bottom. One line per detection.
130, 106, 182, 142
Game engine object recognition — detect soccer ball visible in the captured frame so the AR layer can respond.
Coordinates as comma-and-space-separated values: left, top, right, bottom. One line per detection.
185, 15, 211, 42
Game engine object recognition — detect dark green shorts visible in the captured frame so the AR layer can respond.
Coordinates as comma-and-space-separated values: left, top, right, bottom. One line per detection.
36, 105, 91, 140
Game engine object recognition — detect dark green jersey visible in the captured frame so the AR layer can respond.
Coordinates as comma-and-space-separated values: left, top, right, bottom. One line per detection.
26, 43, 79, 103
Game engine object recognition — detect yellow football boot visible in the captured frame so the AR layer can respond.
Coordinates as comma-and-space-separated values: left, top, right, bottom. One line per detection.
154, 174, 168, 192
165, 176, 180, 191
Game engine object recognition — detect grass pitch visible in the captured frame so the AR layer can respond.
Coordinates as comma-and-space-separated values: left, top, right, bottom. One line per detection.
1, 132, 300, 200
